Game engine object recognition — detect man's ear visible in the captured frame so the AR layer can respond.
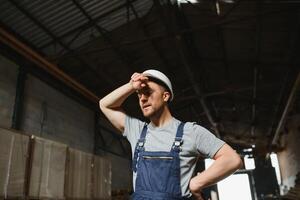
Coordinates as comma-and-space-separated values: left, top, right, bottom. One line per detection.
163, 91, 171, 102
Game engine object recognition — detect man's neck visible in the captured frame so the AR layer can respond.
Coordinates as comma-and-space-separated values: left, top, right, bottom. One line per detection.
150, 106, 173, 127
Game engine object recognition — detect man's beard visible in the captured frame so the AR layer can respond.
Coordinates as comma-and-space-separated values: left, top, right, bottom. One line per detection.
143, 105, 164, 120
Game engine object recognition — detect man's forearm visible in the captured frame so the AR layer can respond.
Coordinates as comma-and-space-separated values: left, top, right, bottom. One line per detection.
190, 152, 242, 193
99, 82, 135, 132
99, 82, 135, 109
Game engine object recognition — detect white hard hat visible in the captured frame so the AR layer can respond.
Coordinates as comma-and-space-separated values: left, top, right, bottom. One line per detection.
142, 69, 174, 101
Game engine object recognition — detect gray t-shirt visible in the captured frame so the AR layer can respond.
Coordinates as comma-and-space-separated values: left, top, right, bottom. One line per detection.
123, 115, 225, 197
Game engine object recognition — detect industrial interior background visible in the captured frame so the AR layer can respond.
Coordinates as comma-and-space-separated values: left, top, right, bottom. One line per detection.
0, 0, 299, 199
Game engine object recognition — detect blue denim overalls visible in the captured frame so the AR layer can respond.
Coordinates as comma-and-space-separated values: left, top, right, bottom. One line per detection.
132, 122, 187, 200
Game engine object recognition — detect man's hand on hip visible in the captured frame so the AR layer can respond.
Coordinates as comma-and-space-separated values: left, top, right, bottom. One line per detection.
189, 173, 206, 200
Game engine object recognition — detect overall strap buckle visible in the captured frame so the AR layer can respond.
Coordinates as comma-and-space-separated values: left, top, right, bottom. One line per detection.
172, 122, 185, 152
137, 139, 145, 150
172, 137, 183, 151
173, 137, 183, 147
132, 139, 145, 172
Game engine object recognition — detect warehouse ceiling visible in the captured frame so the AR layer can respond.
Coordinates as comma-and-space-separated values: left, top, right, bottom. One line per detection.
0, 0, 299, 156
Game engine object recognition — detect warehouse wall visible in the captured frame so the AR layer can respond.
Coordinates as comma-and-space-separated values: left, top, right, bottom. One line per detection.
277, 114, 300, 192
0, 54, 95, 153
20, 74, 95, 152
0, 55, 18, 128
96, 118, 133, 192
0, 54, 132, 192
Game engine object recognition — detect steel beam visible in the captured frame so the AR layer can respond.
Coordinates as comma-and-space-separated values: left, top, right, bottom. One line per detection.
250, 2, 262, 138
175, 83, 281, 101
268, 11, 300, 147
94, 112, 106, 155
220, 0, 243, 19
0, 27, 99, 103
39, 0, 139, 49
271, 71, 300, 145
215, 26, 233, 125
0, 20, 41, 54
0, 41, 98, 111
11, 66, 26, 130
72, 0, 133, 69
127, 0, 171, 73
172, 2, 221, 137
55, 26, 86, 57
66, 7, 293, 57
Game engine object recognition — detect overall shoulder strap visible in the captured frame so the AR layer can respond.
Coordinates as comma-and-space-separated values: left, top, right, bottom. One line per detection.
132, 124, 147, 172
139, 124, 148, 141
175, 122, 185, 139
172, 122, 185, 152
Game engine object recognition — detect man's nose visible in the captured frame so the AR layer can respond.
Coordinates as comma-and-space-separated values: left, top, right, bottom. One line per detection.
140, 94, 148, 101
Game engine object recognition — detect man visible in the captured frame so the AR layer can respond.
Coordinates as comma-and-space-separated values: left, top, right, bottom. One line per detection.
99, 69, 242, 200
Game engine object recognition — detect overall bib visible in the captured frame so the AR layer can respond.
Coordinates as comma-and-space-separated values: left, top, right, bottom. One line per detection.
132, 122, 187, 200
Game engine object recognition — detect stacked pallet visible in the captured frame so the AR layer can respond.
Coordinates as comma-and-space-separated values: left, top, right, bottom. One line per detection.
29, 137, 67, 199
65, 149, 111, 199
0, 128, 29, 199
0, 127, 111, 200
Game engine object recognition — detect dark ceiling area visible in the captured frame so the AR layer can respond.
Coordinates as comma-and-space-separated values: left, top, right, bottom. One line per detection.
0, 0, 299, 155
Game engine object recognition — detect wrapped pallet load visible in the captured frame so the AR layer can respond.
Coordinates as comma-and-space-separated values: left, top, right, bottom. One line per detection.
0, 128, 29, 199
65, 148, 112, 199
29, 136, 67, 199
93, 155, 111, 199
0, 128, 112, 200
65, 148, 93, 199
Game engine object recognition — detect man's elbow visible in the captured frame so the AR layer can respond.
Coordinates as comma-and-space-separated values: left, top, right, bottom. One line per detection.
232, 154, 243, 170
99, 98, 106, 111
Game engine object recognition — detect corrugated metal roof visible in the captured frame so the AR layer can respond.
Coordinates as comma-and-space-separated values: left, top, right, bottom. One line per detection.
0, 1, 52, 47
0, 0, 153, 53
98, 0, 153, 33
81, 0, 124, 19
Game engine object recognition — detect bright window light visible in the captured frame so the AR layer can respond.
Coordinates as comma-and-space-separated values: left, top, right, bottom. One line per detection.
205, 158, 214, 169
178, 0, 198, 3
178, 0, 235, 3
270, 153, 281, 185
244, 155, 255, 170
218, 174, 253, 200
243, 148, 253, 152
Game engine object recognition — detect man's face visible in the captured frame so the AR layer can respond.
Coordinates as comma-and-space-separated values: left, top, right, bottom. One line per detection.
137, 81, 169, 118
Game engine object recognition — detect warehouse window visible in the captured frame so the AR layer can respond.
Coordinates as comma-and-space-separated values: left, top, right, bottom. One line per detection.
205, 158, 254, 200
217, 173, 253, 200
204, 158, 214, 169
178, 0, 235, 3
244, 155, 255, 170
270, 153, 281, 185
178, 0, 199, 3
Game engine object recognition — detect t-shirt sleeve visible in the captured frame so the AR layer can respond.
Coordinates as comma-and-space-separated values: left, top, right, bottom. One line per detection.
123, 115, 146, 147
193, 124, 225, 158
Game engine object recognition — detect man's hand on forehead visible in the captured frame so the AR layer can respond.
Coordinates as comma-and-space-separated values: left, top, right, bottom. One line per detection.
131, 72, 148, 82
130, 72, 149, 90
